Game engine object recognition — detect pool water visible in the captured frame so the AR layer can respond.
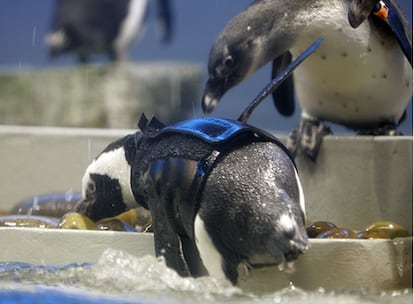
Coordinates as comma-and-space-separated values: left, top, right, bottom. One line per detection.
0, 249, 412, 304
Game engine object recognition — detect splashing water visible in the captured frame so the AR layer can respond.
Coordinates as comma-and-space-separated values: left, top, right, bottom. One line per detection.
0, 249, 411, 304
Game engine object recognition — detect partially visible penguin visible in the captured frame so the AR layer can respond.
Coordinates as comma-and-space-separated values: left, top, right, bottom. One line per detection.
202, 0, 412, 160
45, 0, 173, 63
76, 114, 308, 284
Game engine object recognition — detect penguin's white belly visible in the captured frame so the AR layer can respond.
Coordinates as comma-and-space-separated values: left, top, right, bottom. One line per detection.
292, 21, 412, 128
113, 0, 149, 54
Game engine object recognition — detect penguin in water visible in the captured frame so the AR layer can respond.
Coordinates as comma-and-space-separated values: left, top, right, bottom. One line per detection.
45, 0, 173, 63
202, 0, 412, 160
75, 40, 321, 284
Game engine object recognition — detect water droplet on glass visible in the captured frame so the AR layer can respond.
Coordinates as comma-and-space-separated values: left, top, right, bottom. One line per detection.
32, 26, 37, 47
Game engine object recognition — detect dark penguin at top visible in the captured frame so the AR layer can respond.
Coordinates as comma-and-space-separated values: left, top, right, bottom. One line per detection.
45, 0, 173, 63
202, 0, 412, 160
76, 40, 321, 284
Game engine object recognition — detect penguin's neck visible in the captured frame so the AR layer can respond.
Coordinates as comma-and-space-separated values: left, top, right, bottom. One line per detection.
246, 0, 333, 69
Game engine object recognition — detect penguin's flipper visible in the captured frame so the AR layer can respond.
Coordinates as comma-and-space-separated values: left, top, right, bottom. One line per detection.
180, 235, 208, 277
150, 203, 191, 277
271, 52, 295, 117
348, 0, 412, 66
383, 0, 412, 65
156, 0, 173, 43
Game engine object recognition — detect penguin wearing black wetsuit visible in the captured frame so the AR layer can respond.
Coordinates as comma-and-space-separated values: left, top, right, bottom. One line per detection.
76, 114, 308, 284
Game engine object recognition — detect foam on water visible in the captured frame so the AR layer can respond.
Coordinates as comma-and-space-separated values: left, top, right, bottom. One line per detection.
0, 248, 412, 304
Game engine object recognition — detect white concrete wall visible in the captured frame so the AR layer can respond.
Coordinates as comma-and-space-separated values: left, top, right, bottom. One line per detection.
0, 128, 412, 232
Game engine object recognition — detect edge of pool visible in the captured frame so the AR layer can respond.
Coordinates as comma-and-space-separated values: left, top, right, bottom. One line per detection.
0, 227, 412, 292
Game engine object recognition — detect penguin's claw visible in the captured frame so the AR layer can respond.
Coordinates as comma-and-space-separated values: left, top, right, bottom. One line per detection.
287, 118, 332, 161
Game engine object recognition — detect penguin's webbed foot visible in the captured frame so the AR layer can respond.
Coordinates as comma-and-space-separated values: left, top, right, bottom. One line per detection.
357, 122, 402, 136
287, 118, 332, 161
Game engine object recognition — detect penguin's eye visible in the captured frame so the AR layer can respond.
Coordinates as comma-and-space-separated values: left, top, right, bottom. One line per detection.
223, 55, 234, 68
87, 181, 96, 194
373, 1, 389, 21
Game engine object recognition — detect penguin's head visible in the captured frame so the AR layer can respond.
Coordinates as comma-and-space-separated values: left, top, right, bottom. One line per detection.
202, 34, 257, 114
76, 134, 139, 222
194, 142, 309, 283
45, 29, 71, 57
202, 1, 294, 114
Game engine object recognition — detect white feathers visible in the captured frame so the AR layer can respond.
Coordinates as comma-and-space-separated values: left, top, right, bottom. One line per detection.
82, 146, 136, 209
45, 29, 67, 49
194, 215, 227, 281
278, 213, 296, 233
113, 0, 149, 59
294, 167, 306, 221
291, 1, 412, 125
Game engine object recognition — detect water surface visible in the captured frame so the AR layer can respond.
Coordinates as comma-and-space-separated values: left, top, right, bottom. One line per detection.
0, 249, 412, 304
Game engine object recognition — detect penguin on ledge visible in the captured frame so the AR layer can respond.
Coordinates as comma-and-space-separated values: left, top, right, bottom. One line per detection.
45, 0, 173, 63
202, 0, 412, 160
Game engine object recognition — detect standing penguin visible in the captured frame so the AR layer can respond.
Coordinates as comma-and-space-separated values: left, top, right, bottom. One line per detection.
45, 0, 173, 63
75, 41, 321, 284
202, 0, 412, 160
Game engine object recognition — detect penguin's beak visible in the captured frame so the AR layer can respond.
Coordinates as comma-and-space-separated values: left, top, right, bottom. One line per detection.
75, 198, 94, 219
201, 78, 226, 114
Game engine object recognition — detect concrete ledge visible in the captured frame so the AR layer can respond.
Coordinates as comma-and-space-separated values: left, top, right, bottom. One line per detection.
0, 62, 202, 128
239, 237, 412, 292
0, 227, 155, 265
296, 136, 413, 232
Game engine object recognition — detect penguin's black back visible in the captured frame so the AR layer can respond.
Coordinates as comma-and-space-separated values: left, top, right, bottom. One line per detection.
198, 141, 305, 282
134, 133, 215, 174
